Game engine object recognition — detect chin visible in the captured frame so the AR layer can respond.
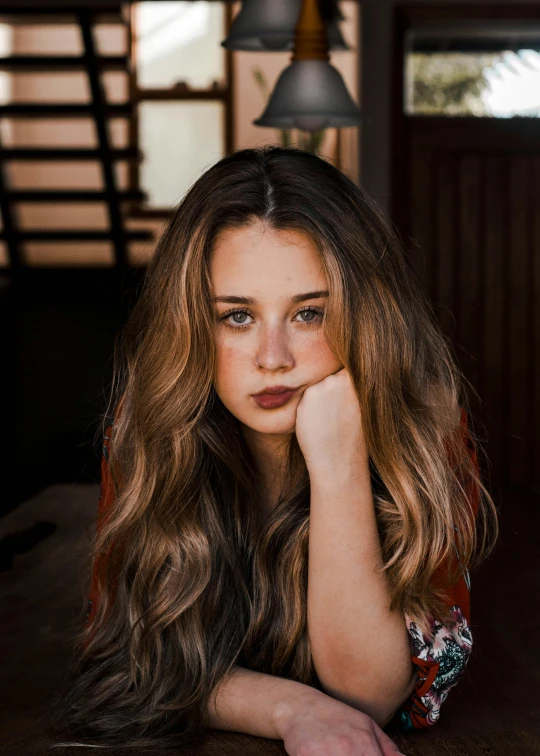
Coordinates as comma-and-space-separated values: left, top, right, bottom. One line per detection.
249, 408, 296, 429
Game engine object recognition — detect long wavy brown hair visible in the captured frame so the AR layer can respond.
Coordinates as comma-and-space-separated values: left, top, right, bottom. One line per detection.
49, 145, 499, 749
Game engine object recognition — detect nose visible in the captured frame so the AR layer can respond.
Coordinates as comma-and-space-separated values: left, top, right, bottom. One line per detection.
255, 323, 295, 371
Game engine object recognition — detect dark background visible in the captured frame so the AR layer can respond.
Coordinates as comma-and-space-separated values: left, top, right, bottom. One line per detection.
4, 268, 145, 515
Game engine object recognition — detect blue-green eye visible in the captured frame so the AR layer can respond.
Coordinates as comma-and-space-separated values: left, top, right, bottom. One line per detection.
219, 306, 324, 330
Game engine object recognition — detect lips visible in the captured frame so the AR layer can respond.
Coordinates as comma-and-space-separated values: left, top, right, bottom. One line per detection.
253, 388, 298, 409
254, 385, 298, 395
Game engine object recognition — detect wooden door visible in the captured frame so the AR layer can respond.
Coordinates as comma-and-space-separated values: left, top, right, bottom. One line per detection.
391, 7, 540, 489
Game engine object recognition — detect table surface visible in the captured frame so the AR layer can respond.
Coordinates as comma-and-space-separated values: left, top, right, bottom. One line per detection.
0, 482, 538, 756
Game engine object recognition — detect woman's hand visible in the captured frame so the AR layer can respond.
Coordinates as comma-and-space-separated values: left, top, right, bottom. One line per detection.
295, 367, 369, 476
274, 689, 405, 756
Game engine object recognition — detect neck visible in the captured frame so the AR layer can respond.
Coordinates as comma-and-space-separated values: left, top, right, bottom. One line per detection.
241, 422, 290, 481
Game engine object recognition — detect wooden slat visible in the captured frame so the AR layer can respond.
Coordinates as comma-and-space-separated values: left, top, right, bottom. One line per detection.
9, 189, 146, 202
0, 229, 153, 242
533, 159, 540, 486
457, 154, 482, 413
408, 144, 432, 292
78, 10, 127, 267
434, 152, 457, 338
0, 103, 132, 117
1, 148, 142, 161
0, 131, 20, 267
0, 55, 128, 71
137, 87, 228, 101
0, 2, 125, 19
508, 157, 531, 484
483, 157, 505, 483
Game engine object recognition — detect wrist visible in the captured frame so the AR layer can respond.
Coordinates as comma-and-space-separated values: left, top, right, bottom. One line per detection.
272, 685, 327, 739
308, 457, 371, 488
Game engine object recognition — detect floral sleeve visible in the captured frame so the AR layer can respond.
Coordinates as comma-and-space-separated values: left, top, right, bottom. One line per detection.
390, 407, 480, 730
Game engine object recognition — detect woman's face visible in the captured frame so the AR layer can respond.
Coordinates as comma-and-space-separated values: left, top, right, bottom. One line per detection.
210, 221, 343, 441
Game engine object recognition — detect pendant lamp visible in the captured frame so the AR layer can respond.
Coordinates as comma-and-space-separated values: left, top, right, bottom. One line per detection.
222, 0, 350, 53
253, 0, 361, 131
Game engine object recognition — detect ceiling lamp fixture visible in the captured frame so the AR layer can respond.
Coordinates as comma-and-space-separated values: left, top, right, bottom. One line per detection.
253, 0, 362, 132
222, 0, 350, 53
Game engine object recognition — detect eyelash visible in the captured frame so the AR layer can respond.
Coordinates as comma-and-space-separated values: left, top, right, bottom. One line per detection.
219, 305, 324, 331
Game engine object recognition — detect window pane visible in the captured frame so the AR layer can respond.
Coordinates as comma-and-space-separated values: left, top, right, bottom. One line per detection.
139, 100, 223, 207
135, 1, 226, 89
405, 24, 540, 117
0, 23, 12, 106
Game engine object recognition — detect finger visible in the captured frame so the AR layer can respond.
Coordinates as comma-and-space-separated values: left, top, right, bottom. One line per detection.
371, 722, 406, 756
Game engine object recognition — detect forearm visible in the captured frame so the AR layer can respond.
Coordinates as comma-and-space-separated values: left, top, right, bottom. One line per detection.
307, 466, 415, 719
203, 664, 323, 739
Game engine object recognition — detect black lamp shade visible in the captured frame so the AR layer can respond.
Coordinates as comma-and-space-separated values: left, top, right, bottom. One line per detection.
253, 60, 361, 130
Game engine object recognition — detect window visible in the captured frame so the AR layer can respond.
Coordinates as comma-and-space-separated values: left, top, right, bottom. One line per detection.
128, 1, 231, 215
405, 23, 540, 117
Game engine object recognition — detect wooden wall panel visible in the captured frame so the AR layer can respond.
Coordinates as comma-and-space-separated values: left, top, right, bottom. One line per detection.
508, 158, 530, 483
434, 154, 457, 338
533, 159, 540, 486
407, 124, 539, 487
457, 154, 482, 405
483, 157, 505, 484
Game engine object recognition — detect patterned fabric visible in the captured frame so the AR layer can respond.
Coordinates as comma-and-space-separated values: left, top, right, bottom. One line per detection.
85, 404, 480, 731
390, 406, 480, 730
394, 605, 474, 729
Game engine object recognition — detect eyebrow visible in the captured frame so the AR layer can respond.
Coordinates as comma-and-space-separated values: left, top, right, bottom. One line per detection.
213, 290, 329, 305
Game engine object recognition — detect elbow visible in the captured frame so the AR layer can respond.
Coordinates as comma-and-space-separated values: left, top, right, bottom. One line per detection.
319, 668, 418, 729
375, 674, 417, 728
371, 670, 418, 729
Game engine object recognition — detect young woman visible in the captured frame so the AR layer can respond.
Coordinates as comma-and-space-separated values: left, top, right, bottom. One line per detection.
50, 146, 499, 754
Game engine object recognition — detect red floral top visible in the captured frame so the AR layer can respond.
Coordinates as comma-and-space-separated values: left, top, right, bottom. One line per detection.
85, 405, 480, 731
391, 407, 480, 729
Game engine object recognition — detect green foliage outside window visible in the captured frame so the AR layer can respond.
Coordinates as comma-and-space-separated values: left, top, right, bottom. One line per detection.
406, 52, 501, 115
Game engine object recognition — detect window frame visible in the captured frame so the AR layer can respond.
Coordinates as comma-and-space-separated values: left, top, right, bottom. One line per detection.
126, 0, 235, 219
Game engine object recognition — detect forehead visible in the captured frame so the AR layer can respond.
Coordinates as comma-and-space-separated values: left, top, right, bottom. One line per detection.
209, 224, 326, 292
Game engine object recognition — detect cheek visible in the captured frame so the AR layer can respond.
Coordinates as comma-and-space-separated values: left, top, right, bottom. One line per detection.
217, 341, 248, 364
214, 342, 250, 386
302, 334, 339, 366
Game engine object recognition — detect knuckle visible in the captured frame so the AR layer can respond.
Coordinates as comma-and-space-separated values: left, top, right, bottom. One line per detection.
336, 733, 356, 752
354, 728, 376, 748
329, 733, 357, 754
